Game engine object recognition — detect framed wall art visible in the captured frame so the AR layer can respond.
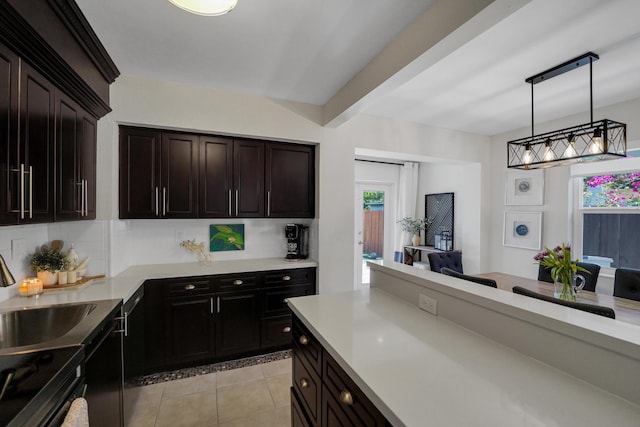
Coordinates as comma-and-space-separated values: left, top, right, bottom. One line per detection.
505, 169, 544, 205
425, 192, 454, 247
503, 211, 542, 250
210, 224, 245, 251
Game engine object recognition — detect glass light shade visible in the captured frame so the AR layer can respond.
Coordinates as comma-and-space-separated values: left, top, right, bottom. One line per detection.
523, 145, 533, 164
168, 0, 238, 16
589, 128, 604, 154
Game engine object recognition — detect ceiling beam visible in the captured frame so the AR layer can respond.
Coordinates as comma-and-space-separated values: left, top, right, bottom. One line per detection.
322, 0, 531, 128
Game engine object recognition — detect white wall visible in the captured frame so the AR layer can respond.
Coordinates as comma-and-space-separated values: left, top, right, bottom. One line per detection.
488, 97, 640, 293
0, 75, 494, 301
417, 162, 482, 273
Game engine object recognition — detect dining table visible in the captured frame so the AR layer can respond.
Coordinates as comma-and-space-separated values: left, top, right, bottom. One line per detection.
478, 272, 640, 326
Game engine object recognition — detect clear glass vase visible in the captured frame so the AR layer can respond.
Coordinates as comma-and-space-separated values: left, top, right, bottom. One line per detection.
553, 274, 585, 301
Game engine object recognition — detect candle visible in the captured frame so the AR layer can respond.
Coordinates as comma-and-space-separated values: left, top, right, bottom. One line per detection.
19, 277, 43, 297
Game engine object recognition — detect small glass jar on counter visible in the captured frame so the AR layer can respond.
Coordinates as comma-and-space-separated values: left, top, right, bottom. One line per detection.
19, 277, 43, 297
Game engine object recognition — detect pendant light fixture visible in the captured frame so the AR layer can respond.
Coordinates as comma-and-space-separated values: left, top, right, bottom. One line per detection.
168, 0, 238, 16
507, 52, 626, 169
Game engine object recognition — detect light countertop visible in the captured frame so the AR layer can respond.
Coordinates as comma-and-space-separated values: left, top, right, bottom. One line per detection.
287, 288, 640, 427
0, 258, 317, 310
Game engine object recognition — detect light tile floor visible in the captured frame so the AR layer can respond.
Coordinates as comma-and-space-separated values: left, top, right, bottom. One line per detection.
124, 359, 292, 427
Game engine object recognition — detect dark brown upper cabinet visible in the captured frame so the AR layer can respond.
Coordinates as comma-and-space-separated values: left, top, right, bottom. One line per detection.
199, 136, 233, 217
119, 127, 198, 219
200, 137, 264, 218
266, 142, 315, 218
55, 91, 97, 221
18, 61, 56, 224
0, 1, 118, 226
0, 43, 19, 225
122, 126, 315, 219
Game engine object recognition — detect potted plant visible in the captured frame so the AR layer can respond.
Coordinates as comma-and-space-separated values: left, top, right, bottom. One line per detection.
30, 246, 70, 286
397, 217, 433, 246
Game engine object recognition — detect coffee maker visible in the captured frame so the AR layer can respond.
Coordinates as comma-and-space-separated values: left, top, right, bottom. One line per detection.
285, 224, 309, 260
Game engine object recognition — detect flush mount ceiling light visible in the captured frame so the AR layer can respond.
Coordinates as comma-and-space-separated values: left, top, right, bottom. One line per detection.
507, 52, 626, 169
167, 0, 238, 16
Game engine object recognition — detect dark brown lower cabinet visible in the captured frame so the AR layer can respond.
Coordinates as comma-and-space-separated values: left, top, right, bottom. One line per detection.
215, 290, 261, 357
141, 268, 316, 374
292, 314, 390, 427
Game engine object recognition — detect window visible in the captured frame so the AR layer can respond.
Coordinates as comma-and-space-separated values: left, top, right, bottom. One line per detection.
573, 152, 640, 270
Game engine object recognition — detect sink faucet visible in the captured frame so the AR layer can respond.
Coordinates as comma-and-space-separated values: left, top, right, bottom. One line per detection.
0, 254, 15, 287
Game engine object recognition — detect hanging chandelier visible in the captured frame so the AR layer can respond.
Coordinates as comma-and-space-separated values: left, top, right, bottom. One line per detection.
507, 52, 626, 169
168, 0, 238, 16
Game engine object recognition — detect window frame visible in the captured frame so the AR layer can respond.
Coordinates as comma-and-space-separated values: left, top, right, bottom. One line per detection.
571, 153, 640, 275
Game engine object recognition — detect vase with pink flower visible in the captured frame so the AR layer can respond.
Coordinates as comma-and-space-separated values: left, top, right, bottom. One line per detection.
534, 243, 589, 301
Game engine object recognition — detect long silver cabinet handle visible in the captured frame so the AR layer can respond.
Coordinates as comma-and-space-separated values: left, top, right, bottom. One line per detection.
210, 297, 214, 314
235, 189, 239, 216
29, 166, 33, 219
163, 187, 167, 216
267, 190, 271, 216
20, 164, 24, 219
228, 189, 232, 216
84, 179, 88, 216
216, 296, 220, 313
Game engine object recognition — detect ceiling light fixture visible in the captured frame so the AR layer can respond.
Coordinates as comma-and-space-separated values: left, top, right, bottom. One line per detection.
167, 0, 238, 16
507, 52, 626, 169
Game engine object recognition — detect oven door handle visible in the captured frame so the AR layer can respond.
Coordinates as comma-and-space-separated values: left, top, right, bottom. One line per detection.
0, 368, 16, 401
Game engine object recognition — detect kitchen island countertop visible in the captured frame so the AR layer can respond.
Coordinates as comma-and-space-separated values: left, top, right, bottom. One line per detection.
0, 257, 318, 310
288, 288, 640, 427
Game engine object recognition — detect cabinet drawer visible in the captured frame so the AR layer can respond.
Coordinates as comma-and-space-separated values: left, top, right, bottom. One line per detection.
261, 315, 293, 348
164, 277, 212, 297
264, 268, 315, 287
263, 284, 314, 316
293, 350, 321, 425
292, 316, 322, 375
322, 351, 387, 427
216, 273, 260, 291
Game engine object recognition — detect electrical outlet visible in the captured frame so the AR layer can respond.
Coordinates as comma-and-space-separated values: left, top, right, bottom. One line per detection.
418, 294, 437, 315
11, 239, 26, 261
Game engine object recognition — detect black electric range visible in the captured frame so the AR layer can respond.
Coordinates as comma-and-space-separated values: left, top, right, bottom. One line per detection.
0, 345, 84, 426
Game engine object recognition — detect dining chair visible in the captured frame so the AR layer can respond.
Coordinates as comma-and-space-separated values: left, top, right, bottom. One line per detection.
427, 251, 463, 274
613, 267, 640, 302
512, 286, 615, 319
441, 267, 497, 288
537, 262, 600, 292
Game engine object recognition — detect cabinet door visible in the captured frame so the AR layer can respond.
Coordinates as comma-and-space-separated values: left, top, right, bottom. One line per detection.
80, 114, 97, 219
119, 126, 162, 218
20, 61, 55, 223
0, 43, 19, 224
55, 92, 80, 221
215, 290, 261, 357
165, 295, 215, 363
199, 135, 233, 217
161, 132, 198, 218
266, 142, 314, 218
234, 139, 264, 217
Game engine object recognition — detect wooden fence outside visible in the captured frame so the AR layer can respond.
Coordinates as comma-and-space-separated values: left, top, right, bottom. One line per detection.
363, 210, 384, 257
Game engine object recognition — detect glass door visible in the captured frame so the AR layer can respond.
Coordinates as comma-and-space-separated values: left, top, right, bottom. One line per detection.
354, 183, 393, 288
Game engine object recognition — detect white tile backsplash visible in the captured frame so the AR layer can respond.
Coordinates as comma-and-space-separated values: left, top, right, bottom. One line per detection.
0, 218, 317, 303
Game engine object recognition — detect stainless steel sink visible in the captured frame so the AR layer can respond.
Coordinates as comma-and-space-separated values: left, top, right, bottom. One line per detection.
0, 303, 97, 349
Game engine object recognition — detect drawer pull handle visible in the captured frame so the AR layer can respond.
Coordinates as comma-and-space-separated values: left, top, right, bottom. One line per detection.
233, 279, 243, 286
184, 284, 195, 290
282, 275, 291, 281
282, 326, 291, 333
299, 335, 309, 345
339, 390, 353, 406
300, 378, 309, 389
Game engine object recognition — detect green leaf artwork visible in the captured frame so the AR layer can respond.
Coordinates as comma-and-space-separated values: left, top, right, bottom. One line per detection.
210, 224, 245, 251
